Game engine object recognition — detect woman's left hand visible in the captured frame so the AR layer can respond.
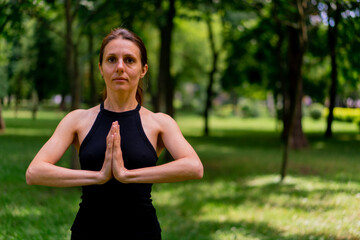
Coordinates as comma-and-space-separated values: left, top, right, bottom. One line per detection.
111, 121, 129, 183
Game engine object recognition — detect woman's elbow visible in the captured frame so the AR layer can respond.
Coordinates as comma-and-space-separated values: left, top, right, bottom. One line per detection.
26, 166, 36, 185
192, 161, 204, 180
197, 163, 204, 179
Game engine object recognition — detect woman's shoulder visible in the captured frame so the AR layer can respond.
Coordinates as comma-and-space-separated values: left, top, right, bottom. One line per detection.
64, 105, 100, 121
140, 106, 178, 131
58, 105, 100, 131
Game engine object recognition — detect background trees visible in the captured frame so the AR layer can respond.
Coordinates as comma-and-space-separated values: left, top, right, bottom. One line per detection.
1, 0, 359, 179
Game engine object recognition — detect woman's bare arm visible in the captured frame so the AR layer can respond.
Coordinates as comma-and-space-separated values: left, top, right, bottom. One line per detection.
112, 114, 203, 183
26, 110, 113, 187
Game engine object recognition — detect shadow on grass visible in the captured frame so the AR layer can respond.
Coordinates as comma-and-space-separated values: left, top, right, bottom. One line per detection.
180, 130, 360, 183
3, 118, 61, 130
156, 177, 359, 240
184, 219, 359, 240
1, 183, 79, 239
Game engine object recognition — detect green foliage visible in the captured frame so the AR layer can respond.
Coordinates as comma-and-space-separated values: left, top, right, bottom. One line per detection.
309, 103, 324, 120
355, 118, 360, 132
0, 67, 8, 98
29, 21, 64, 101
0, 0, 359, 117
172, 16, 210, 85
324, 107, 360, 123
239, 98, 262, 118
214, 103, 234, 118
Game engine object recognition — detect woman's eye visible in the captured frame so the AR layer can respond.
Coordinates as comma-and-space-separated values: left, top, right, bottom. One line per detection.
125, 57, 135, 64
107, 56, 117, 63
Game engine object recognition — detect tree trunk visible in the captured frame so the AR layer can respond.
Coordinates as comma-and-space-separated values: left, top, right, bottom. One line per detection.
59, 93, 67, 111
285, 1, 308, 150
290, 100, 308, 148
31, 90, 39, 120
14, 75, 21, 119
280, 0, 308, 182
65, 0, 80, 169
0, 98, 5, 132
65, 0, 74, 105
65, 0, 80, 111
156, 0, 175, 116
272, 0, 287, 138
153, 0, 176, 162
204, 15, 218, 136
325, 1, 340, 138
87, 26, 97, 106
73, 43, 81, 109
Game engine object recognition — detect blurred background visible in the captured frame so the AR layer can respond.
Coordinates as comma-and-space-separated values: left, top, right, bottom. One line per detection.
1, 0, 360, 239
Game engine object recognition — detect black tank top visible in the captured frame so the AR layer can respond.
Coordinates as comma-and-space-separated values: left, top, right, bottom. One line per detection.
71, 103, 161, 239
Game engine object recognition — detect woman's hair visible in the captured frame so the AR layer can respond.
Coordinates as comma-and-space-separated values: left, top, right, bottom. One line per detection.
99, 28, 148, 105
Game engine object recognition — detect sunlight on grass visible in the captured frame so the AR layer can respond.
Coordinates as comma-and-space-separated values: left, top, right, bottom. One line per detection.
2, 205, 42, 218
154, 175, 360, 239
2, 109, 66, 120
3, 128, 54, 136
176, 115, 359, 137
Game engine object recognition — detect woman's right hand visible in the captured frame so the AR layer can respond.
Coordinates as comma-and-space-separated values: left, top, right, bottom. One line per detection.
98, 122, 116, 184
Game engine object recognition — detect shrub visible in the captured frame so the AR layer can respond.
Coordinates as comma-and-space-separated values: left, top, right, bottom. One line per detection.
309, 103, 324, 120
214, 104, 234, 118
355, 118, 360, 132
239, 100, 260, 118
324, 107, 360, 123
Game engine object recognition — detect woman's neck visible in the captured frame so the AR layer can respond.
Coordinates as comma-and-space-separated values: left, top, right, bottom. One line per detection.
104, 91, 138, 112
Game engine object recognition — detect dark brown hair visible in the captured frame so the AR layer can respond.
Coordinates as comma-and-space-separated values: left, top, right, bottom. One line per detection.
99, 28, 148, 105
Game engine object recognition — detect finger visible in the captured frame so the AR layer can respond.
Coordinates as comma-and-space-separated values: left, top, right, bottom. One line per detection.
115, 124, 120, 144
111, 122, 117, 134
106, 130, 114, 149
106, 123, 116, 143
105, 134, 114, 161
113, 132, 120, 154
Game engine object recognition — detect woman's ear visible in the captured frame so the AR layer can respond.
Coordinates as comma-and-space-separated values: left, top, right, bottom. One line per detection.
140, 64, 148, 79
98, 63, 104, 78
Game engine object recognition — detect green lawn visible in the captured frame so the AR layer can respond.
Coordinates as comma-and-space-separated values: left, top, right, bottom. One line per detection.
1, 109, 359, 239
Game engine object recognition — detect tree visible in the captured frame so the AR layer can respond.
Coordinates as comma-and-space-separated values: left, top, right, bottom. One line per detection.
324, 1, 360, 136
0, 0, 29, 130
65, 0, 80, 111
220, 0, 312, 181
203, 12, 219, 136
280, 0, 309, 181
155, 0, 176, 116
325, 0, 341, 138
30, 20, 63, 119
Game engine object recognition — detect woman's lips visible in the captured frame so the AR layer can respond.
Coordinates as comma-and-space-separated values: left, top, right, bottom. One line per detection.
112, 77, 127, 82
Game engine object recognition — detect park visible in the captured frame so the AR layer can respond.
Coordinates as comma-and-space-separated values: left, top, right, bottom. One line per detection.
1, 0, 360, 239
1, 109, 359, 239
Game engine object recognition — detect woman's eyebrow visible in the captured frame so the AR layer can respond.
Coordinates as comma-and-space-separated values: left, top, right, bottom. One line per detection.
105, 52, 137, 57
123, 52, 137, 57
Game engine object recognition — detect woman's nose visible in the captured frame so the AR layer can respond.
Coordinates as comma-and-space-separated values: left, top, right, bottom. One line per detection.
116, 59, 124, 73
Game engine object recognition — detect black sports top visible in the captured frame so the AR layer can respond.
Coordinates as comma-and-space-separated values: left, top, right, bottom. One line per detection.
71, 103, 161, 239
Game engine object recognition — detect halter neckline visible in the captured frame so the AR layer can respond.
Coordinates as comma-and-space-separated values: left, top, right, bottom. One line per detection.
100, 102, 141, 117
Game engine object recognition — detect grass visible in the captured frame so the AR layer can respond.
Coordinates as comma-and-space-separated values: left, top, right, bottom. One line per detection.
0, 109, 359, 239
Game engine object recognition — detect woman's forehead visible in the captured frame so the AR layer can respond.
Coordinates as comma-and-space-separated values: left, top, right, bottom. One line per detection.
104, 38, 141, 57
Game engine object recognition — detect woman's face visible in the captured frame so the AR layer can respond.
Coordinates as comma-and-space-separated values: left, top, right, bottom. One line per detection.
99, 38, 147, 95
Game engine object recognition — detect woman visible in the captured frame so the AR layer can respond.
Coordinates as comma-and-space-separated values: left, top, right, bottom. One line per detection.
26, 28, 203, 239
